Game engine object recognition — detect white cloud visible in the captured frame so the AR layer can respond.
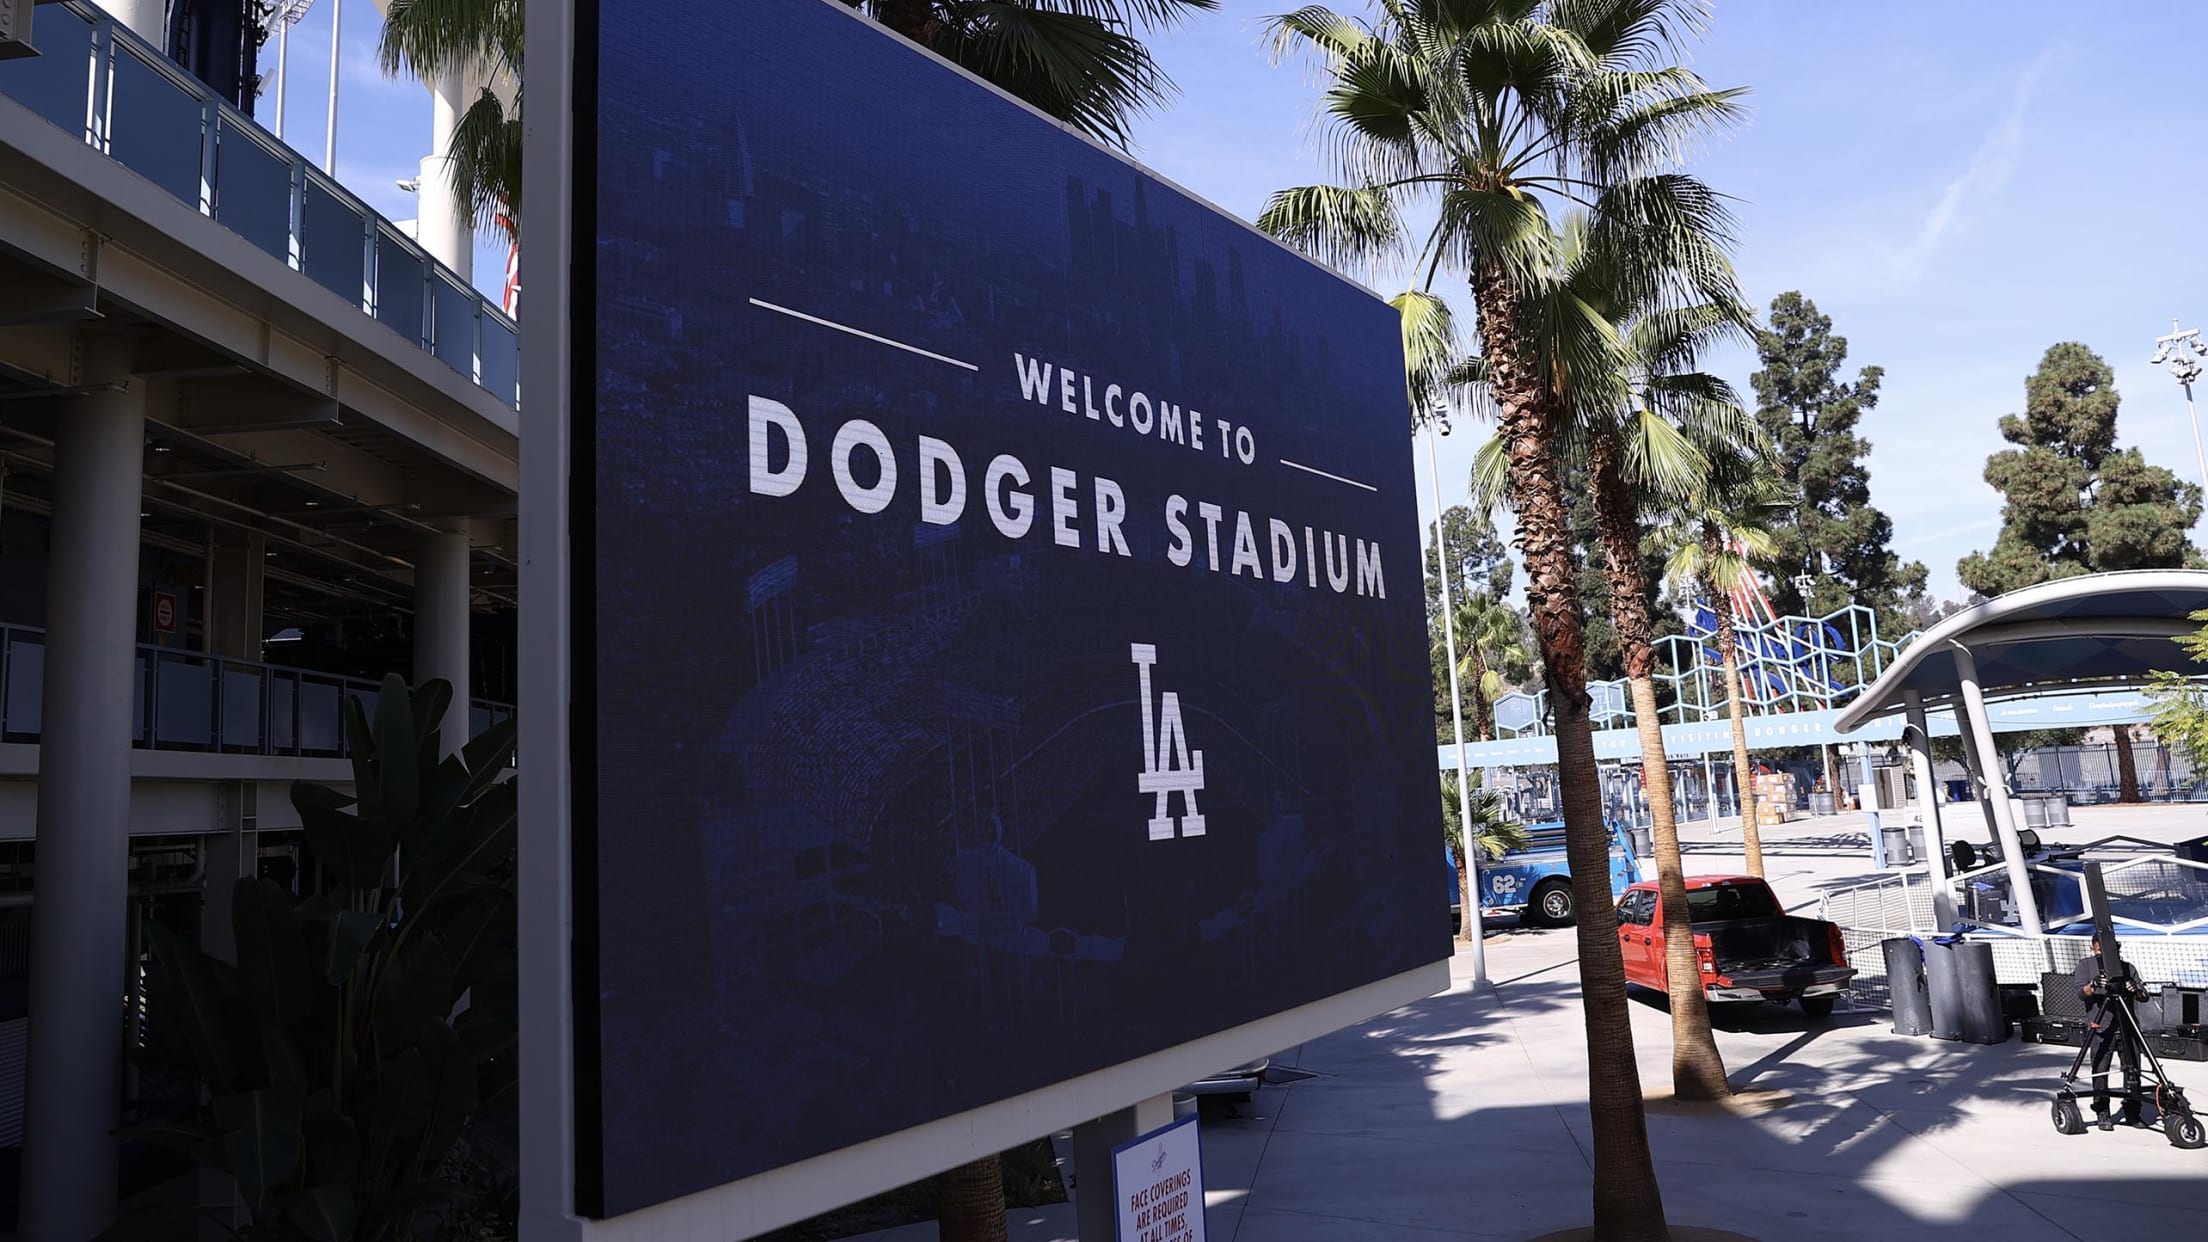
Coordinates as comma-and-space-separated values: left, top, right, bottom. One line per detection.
1888, 51, 2051, 280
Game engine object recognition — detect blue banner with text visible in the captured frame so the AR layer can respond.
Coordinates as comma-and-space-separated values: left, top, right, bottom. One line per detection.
582, 0, 1447, 1214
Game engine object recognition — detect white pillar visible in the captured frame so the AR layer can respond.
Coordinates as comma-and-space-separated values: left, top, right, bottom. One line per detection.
1952, 646, 2042, 934
1072, 1092, 1177, 1241
414, 529, 472, 750
106, 0, 166, 39
1423, 422, 1485, 987
206, 530, 266, 663
418, 68, 475, 280
20, 342, 145, 1242
1903, 691, 1959, 931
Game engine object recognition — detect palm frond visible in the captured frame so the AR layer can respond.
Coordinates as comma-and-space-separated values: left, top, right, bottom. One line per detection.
1256, 184, 1408, 275
935, 3, 1174, 148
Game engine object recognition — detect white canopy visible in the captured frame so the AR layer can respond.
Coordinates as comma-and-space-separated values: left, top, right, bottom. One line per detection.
1835, 569, 2208, 733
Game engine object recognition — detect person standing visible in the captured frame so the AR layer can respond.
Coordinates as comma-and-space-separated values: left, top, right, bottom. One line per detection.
2075, 932, 2146, 1129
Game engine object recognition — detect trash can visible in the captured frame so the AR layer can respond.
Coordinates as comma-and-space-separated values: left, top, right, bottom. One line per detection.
1173, 1091, 1198, 1121
1809, 792, 1836, 816
1879, 822, 1912, 868
1924, 940, 2008, 1044
1884, 937, 1933, 1036
1629, 824, 1654, 859
1905, 822, 1928, 867
1944, 779, 1970, 803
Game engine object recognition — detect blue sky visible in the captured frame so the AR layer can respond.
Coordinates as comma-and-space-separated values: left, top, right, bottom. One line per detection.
1120, 2, 2208, 604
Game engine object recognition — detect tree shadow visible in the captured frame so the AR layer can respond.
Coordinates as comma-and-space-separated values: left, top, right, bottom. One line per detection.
1199, 947, 2208, 1242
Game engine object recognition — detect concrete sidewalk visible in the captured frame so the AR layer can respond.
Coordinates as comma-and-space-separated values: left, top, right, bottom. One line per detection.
849, 804, 2208, 1240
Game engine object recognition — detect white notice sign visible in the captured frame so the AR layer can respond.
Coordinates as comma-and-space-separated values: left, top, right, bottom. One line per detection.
1112, 1114, 1206, 1242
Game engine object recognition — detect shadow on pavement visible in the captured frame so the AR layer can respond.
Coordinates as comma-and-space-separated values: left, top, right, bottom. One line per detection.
1200, 954, 2208, 1242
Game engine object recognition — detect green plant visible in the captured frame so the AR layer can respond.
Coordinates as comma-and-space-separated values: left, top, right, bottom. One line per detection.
104, 676, 518, 1241
2147, 608, 2208, 767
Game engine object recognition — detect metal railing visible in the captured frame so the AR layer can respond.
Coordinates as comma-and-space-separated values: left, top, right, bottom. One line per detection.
0, 3, 519, 407
0, 623, 513, 757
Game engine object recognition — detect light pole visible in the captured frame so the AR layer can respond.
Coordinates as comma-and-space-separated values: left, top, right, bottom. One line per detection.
2151, 319, 2208, 495
1423, 414, 1488, 989
324, 0, 343, 174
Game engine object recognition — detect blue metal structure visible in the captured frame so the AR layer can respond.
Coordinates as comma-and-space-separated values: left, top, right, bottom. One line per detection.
1492, 601, 1914, 741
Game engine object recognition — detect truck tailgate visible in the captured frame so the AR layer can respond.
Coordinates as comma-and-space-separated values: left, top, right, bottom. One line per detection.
1706, 915, 1844, 976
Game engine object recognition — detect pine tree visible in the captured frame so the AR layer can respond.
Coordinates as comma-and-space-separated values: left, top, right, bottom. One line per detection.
1750, 292, 1928, 620
1958, 342, 2202, 596
1960, 342, 2202, 804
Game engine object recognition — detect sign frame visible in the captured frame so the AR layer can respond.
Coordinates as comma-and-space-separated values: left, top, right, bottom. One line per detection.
517, 0, 1448, 1235
1111, 1114, 1207, 1242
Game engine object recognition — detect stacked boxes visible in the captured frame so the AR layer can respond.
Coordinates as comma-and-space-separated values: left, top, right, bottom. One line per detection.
1752, 772, 1795, 827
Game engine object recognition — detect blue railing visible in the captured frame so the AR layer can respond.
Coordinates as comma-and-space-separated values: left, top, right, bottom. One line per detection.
0, 3, 520, 407
0, 623, 514, 757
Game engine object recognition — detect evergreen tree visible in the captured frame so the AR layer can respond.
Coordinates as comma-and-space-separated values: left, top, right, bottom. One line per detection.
1960, 342, 2202, 805
1958, 342, 2202, 595
1750, 292, 1928, 619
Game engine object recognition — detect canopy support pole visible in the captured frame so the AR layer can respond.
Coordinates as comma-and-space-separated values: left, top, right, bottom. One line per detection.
1951, 644, 2042, 934
1902, 690, 1958, 932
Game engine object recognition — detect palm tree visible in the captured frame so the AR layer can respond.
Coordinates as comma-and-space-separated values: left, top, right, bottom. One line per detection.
1262, 4, 1743, 1235
1442, 770, 1531, 943
377, 0, 1218, 246
1451, 591, 1528, 742
378, 0, 522, 242
1660, 448, 1791, 879
1533, 191, 1754, 1101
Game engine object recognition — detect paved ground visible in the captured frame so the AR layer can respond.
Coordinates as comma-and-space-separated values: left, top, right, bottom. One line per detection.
852, 804, 2208, 1241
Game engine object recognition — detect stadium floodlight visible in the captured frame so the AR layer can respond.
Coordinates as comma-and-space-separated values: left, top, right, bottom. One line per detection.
2150, 318, 2208, 492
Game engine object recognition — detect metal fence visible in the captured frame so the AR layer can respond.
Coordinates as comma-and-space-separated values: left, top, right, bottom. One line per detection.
0, 623, 512, 756
2011, 742, 2204, 803
0, 3, 519, 407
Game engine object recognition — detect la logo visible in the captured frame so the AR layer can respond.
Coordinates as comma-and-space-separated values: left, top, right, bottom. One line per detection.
1131, 643, 1204, 840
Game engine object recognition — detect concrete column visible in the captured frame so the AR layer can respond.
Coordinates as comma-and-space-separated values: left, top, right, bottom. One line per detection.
107, 0, 167, 40
1072, 1093, 1177, 1240
1902, 691, 1959, 931
21, 342, 146, 1242
1952, 646, 2042, 934
414, 528, 471, 750
418, 68, 475, 281
205, 530, 265, 662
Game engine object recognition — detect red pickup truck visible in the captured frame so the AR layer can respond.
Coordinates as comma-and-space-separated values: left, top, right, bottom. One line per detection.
1615, 875, 1857, 1020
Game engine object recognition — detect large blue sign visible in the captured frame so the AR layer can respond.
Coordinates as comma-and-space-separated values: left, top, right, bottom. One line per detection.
578, 0, 1446, 1215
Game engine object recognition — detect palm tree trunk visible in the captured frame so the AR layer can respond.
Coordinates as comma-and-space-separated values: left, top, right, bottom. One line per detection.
1589, 433, 1729, 1101
2113, 723, 2141, 803
1706, 562, 1764, 877
1457, 848, 1476, 944
1473, 260, 1668, 1240
938, 1157, 1009, 1242
1471, 647, 1494, 743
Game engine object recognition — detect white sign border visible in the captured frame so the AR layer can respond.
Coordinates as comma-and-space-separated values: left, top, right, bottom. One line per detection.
1112, 1115, 1207, 1242
517, 0, 1449, 1237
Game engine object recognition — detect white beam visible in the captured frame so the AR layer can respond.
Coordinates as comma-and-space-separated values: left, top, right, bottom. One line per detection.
1952, 645, 2043, 934
1902, 690, 1958, 931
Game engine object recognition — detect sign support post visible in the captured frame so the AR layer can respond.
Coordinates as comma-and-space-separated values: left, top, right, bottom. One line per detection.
1073, 1094, 1176, 1240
